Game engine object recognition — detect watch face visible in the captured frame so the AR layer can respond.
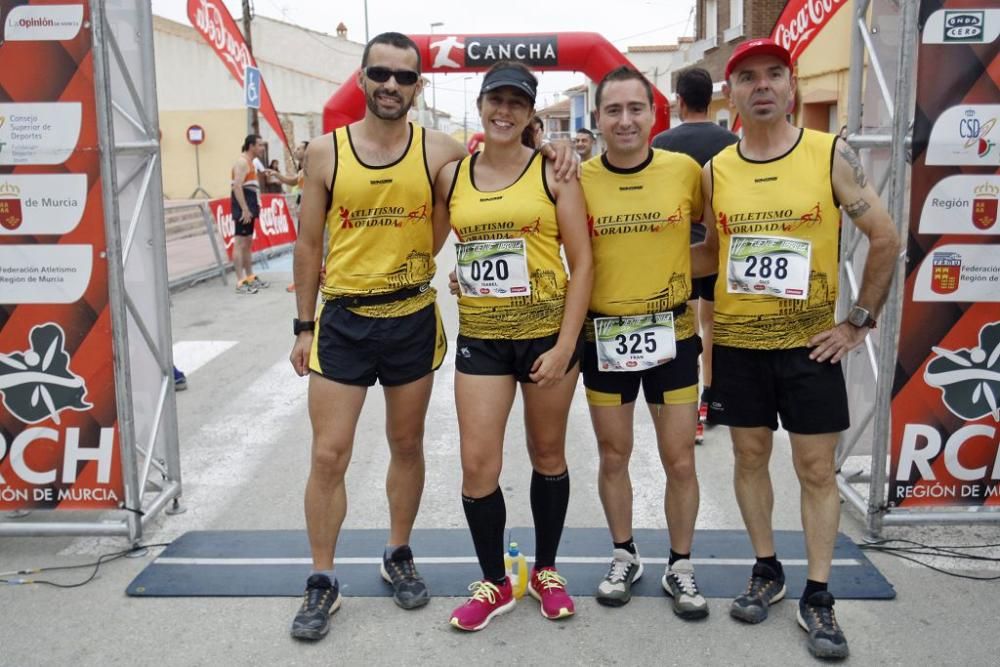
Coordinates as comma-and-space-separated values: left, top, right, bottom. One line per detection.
849, 308, 870, 326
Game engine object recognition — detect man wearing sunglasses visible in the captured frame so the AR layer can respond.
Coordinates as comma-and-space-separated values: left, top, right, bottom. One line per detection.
288, 32, 577, 641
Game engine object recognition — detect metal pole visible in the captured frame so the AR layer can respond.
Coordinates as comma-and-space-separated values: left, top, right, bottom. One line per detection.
866, 0, 919, 539
364, 0, 370, 43
91, 0, 142, 543
242, 0, 259, 135
430, 22, 443, 130
845, 0, 870, 136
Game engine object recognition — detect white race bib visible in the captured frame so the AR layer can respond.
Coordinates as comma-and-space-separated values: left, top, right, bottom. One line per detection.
594, 312, 676, 372
455, 239, 530, 298
727, 235, 811, 300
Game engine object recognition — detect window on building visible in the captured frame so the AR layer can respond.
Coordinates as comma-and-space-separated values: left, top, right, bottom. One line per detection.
716, 109, 730, 129
725, 0, 744, 42
705, 0, 718, 42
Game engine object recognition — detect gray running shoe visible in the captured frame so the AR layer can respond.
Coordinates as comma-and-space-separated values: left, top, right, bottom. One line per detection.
730, 562, 786, 623
798, 591, 849, 660
380, 545, 429, 609
290, 574, 341, 640
596, 548, 643, 607
248, 275, 270, 289
235, 282, 258, 295
661, 558, 709, 619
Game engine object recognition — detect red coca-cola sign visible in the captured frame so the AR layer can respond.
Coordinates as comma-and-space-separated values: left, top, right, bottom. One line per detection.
771, 0, 849, 60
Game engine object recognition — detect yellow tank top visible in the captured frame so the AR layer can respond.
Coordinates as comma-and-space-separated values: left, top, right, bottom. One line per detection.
711, 128, 840, 349
448, 151, 566, 339
581, 148, 701, 341
322, 122, 435, 317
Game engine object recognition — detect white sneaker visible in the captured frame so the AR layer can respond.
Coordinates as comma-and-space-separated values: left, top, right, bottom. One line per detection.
596, 548, 643, 607
661, 558, 709, 619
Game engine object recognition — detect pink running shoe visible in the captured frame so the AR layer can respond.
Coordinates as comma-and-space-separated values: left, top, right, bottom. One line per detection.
449, 578, 516, 631
527, 567, 575, 620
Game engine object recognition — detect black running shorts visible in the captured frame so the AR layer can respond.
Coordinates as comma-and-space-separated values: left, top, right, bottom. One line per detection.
455, 332, 583, 383
309, 302, 446, 386
708, 344, 850, 434
583, 335, 701, 407
231, 188, 260, 236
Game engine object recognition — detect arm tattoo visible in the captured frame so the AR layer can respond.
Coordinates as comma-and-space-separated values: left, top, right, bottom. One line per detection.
301, 152, 310, 178
843, 198, 871, 220
839, 145, 868, 188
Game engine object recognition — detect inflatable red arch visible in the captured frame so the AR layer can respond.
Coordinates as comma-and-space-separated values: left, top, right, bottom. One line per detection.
322, 32, 670, 138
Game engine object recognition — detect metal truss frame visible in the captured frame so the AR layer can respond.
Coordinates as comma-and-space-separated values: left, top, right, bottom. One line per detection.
836, 0, 1000, 537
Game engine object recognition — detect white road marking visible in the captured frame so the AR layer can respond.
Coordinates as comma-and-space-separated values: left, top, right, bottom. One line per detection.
172, 340, 237, 374
153, 556, 863, 567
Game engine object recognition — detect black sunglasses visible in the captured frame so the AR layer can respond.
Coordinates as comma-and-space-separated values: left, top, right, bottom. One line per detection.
364, 66, 420, 86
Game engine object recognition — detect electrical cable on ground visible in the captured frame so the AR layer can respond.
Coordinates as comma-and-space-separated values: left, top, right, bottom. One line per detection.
0, 543, 171, 589
859, 538, 1000, 582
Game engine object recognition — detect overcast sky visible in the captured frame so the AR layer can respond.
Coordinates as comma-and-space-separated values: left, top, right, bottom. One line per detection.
152, 0, 696, 120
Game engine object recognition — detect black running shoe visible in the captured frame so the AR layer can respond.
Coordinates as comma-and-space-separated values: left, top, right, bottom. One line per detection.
380, 545, 429, 609
290, 574, 341, 640
798, 591, 849, 660
729, 562, 786, 624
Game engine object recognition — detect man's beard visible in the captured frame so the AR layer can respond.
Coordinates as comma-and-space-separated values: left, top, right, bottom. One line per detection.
366, 88, 412, 121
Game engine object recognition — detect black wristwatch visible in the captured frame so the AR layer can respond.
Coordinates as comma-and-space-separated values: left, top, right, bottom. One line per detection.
846, 305, 877, 329
293, 318, 315, 335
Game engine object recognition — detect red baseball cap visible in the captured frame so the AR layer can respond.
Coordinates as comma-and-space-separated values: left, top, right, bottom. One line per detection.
725, 38, 792, 80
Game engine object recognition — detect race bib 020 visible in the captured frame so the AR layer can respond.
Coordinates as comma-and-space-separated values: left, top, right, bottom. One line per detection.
594, 312, 676, 372
727, 235, 811, 300
456, 238, 530, 298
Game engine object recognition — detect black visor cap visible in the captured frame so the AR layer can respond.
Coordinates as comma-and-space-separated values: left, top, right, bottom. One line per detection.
479, 67, 537, 103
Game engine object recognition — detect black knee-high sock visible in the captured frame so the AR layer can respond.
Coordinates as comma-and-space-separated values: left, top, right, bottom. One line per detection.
530, 469, 570, 569
462, 487, 507, 583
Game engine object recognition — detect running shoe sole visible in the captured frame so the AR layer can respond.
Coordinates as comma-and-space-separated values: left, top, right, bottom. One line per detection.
729, 584, 786, 624
290, 595, 342, 641
527, 583, 575, 620
449, 597, 516, 632
661, 574, 710, 620
796, 608, 850, 660
379, 562, 430, 609
595, 561, 643, 608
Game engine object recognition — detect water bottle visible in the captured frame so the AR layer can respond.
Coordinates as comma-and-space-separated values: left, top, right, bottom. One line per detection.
504, 541, 528, 599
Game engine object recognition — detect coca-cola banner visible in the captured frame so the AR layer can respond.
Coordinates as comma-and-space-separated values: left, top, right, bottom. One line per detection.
889, 0, 1000, 509
186, 0, 289, 151
771, 0, 850, 60
211, 193, 298, 260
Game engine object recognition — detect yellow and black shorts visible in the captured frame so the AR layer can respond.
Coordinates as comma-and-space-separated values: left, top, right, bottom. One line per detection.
309, 301, 446, 387
583, 335, 701, 407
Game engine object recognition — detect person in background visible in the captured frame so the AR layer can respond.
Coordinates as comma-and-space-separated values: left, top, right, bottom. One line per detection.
574, 128, 596, 160
652, 67, 739, 441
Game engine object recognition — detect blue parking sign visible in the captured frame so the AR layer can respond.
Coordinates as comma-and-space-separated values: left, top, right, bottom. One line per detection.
244, 66, 261, 109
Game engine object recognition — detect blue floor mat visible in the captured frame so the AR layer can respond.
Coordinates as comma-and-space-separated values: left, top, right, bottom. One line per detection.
126, 528, 895, 599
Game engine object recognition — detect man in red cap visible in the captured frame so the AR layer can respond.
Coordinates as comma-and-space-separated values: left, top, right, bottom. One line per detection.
692, 38, 899, 660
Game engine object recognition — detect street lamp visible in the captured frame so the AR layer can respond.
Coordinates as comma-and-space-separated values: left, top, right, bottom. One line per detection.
463, 75, 473, 144
430, 21, 444, 130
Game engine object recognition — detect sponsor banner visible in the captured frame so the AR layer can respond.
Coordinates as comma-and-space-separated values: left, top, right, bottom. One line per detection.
912, 244, 1000, 301
889, 0, 1000, 508
919, 174, 1000, 234
771, 0, 850, 61
0, 174, 87, 235
922, 8, 1000, 44
0, 245, 93, 303
3, 3, 84, 42
925, 105, 1000, 165
0, 102, 82, 165
428, 35, 559, 69
210, 193, 297, 260
0, 1, 123, 510
186, 0, 289, 151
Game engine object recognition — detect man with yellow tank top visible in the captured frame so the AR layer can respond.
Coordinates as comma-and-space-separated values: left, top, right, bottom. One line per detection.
285, 32, 467, 641
692, 39, 899, 660
287, 34, 578, 642
580, 66, 708, 620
